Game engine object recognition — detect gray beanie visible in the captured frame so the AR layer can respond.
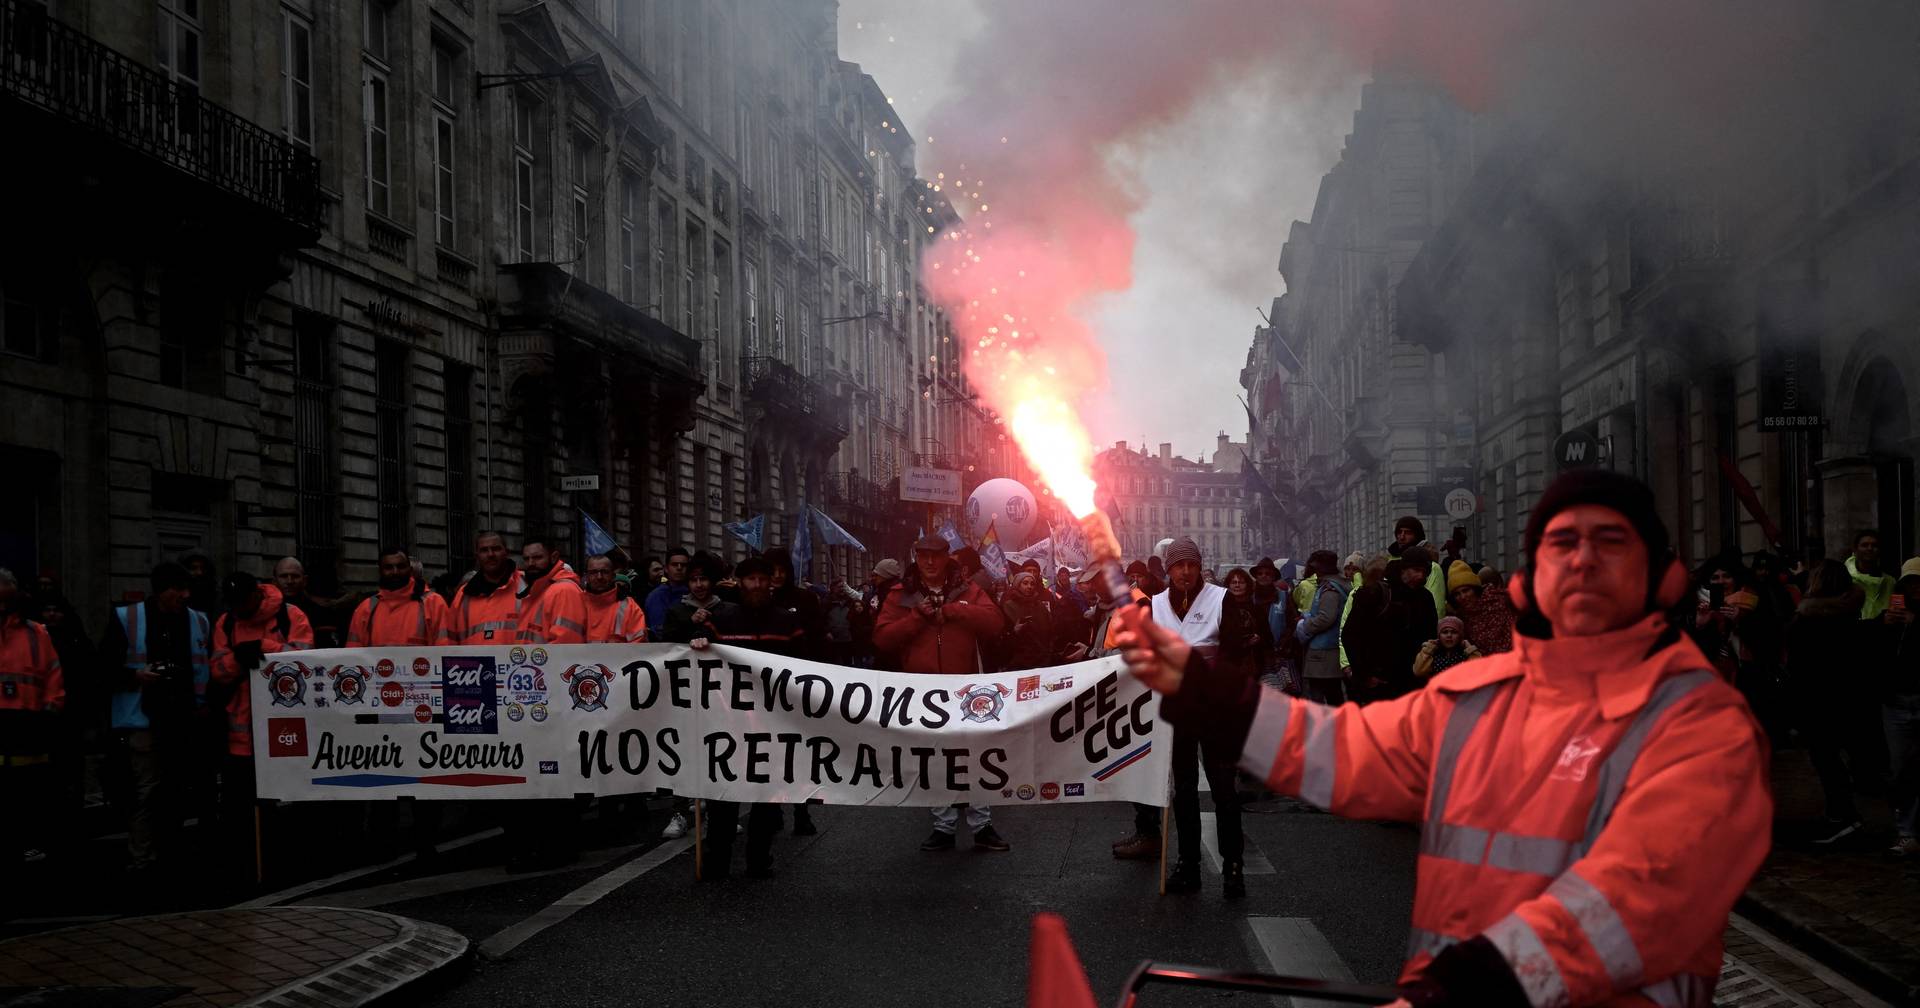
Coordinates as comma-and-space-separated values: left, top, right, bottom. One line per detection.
1164, 537, 1202, 571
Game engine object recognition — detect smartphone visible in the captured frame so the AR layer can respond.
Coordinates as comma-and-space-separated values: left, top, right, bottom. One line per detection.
1893, 594, 1908, 614
1696, 587, 1712, 607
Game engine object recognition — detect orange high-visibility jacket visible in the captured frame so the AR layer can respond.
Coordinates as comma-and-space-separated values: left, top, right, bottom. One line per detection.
448, 569, 525, 645
518, 562, 587, 644
1237, 614, 1770, 1008
345, 579, 451, 647
211, 585, 313, 757
0, 613, 64, 714
582, 590, 647, 644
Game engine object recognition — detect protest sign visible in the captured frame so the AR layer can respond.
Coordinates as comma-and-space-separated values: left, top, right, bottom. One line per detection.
252, 645, 1168, 808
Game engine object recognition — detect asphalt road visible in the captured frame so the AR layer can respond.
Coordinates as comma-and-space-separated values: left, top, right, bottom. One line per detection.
357, 794, 1423, 1008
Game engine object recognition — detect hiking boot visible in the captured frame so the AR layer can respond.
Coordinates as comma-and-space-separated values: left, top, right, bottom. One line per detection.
973, 825, 1011, 852
1166, 860, 1201, 893
1112, 833, 1162, 860
1222, 862, 1246, 899
1812, 819, 1863, 845
920, 830, 957, 851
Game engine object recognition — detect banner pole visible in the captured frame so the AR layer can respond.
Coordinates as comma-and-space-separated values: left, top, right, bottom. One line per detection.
693, 798, 704, 881
1158, 799, 1170, 895
253, 805, 265, 885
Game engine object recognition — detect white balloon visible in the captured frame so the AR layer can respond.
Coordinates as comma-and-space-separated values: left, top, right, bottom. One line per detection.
964, 478, 1040, 552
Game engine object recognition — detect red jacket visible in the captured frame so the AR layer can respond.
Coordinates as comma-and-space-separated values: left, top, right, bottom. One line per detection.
211, 585, 313, 757
0, 613, 64, 714
1226, 614, 1769, 1006
872, 562, 1006, 674
583, 589, 647, 644
449, 568, 524, 645
518, 562, 587, 645
345, 579, 451, 647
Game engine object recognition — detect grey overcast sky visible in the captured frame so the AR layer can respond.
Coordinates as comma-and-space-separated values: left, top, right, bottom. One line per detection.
837, 1, 1361, 462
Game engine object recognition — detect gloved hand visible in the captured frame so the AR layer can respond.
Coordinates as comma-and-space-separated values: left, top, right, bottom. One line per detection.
231, 639, 266, 671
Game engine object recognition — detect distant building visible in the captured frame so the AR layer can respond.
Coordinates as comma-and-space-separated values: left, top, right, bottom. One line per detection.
1094, 438, 1250, 566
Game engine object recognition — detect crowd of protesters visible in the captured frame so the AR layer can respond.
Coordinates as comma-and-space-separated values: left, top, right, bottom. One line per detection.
5, 511, 1916, 894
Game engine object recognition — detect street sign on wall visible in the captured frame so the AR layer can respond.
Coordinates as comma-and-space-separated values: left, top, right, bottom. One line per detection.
1553, 430, 1600, 471
900, 466, 963, 505
561, 474, 600, 491
1444, 488, 1478, 521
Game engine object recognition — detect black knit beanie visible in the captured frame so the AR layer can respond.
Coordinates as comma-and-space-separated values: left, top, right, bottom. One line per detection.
1519, 468, 1674, 635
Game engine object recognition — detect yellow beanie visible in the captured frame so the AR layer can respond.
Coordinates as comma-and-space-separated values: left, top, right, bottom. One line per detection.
1446, 560, 1480, 595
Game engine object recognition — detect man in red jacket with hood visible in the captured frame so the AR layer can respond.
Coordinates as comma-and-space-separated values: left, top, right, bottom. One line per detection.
517, 536, 587, 645
210, 572, 312, 881
873, 535, 1010, 853
1119, 469, 1770, 1008
346, 546, 450, 647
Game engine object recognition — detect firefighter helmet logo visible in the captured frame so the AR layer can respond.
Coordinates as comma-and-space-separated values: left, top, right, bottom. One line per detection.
957, 683, 1010, 724
265, 662, 310, 707
329, 665, 369, 706
561, 663, 614, 712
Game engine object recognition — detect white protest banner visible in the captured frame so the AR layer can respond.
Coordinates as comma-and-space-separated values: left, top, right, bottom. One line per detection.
251, 645, 1168, 808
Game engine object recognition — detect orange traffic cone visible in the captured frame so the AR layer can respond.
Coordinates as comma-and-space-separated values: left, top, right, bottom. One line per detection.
1027, 913, 1098, 1008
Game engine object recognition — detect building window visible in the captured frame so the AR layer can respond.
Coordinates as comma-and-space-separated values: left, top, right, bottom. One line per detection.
512, 99, 539, 261
799, 298, 814, 377
282, 10, 313, 149
683, 224, 701, 340
363, 71, 391, 216
444, 362, 474, 574
710, 240, 727, 370
743, 261, 760, 355
652, 199, 673, 318
374, 341, 410, 548
771, 282, 787, 361
363, 0, 390, 61
292, 311, 338, 575
157, 0, 201, 89
431, 43, 459, 247
570, 136, 594, 277
619, 171, 639, 302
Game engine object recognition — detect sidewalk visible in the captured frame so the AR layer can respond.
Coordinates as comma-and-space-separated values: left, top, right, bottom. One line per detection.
1739, 749, 1920, 1005
0, 906, 466, 1007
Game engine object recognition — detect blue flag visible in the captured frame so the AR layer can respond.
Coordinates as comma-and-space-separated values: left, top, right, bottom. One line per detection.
724, 514, 766, 551
937, 521, 967, 554
580, 510, 618, 557
809, 506, 868, 551
791, 509, 813, 583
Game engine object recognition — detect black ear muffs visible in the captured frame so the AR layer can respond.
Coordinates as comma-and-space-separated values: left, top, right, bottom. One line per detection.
1508, 569, 1534, 614
1653, 555, 1689, 610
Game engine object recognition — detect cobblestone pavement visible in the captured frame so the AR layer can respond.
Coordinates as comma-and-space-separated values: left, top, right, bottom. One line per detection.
0, 906, 465, 1007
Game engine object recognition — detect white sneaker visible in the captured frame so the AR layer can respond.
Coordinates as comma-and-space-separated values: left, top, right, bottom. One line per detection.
1889, 836, 1919, 858
660, 813, 689, 840
1812, 820, 1863, 845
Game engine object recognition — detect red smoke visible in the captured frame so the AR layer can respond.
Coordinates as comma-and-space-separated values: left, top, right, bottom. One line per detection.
919, 0, 1885, 492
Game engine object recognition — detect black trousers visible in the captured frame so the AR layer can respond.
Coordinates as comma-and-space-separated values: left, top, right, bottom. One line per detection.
703, 800, 781, 872
1305, 676, 1347, 706
1171, 724, 1243, 866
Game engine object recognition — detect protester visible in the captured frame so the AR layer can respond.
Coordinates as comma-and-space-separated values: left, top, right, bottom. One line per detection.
954, 546, 997, 603
646, 558, 665, 585
1293, 550, 1350, 705
873, 536, 1009, 853
517, 537, 587, 645
1151, 537, 1245, 898
1053, 566, 1088, 615
643, 548, 692, 640
1000, 567, 1060, 672
0, 568, 65, 864
687, 557, 804, 878
765, 550, 826, 660
183, 554, 221, 619
1341, 554, 1403, 704
1847, 529, 1897, 619
1881, 558, 1920, 857
1452, 564, 1514, 655
98, 562, 211, 875
1218, 567, 1272, 680
1412, 616, 1482, 680
854, 558, 902, 669
34, 587, 94, 855
1378, 549, 1440, 701
1786, 559, 1877, 845
1697, 554, 1787, 742
449, 531, 523, 645
822, 576, 858, 666
273, 557, 342, 649
1387, 516, 1447, 618
345, 547, 451, 646
582, 553, 647, 644
208, 573, 311, 883
1119, 468, 1772, 1007
662, 552, 736, 645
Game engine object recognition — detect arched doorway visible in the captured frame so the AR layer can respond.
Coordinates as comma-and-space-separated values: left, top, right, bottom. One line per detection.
1824, 351, 1916, 560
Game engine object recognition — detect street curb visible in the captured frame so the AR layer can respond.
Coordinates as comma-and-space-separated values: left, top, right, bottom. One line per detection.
1737, 887, 1920, 1006
248, 908, 469, 1008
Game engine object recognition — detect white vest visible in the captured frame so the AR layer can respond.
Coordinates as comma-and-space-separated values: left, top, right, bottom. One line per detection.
1151, 582, 1226, 660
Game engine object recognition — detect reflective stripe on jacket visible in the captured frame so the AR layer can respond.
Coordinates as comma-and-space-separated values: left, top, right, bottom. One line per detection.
211, 585, 313, 757
518, 563, 587, 644
346, 580, 450, 647
0, 614, 64, 713
1238, 614, 1770, 1007
110, 603, 211, 730
583, 592, 647, 644
449, 570, 524, 645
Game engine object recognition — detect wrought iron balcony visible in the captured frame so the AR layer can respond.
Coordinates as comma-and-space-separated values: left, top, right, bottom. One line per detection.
741, 355, 848, 437
1, 0, 321, 235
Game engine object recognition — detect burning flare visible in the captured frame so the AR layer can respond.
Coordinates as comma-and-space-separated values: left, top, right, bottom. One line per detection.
1008, 396, 1097, 519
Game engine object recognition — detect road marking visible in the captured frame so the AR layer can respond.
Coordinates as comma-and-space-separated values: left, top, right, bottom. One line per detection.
1726, 913, 1890, 1008
230, 826, 504, 909
1197, 812, 1276, 875
1244, 916, 1357, 1008
308, 843, 640, 910
476, 836, 694, 960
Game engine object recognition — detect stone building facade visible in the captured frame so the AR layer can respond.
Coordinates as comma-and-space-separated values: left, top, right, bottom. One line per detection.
1247, 49, 1920, 570
1093, 440, 1250, 566
0, 0, 998, 619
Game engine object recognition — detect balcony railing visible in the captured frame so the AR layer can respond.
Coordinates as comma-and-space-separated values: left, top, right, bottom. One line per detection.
1, 0, 320, 233
740, 355, 847, 437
